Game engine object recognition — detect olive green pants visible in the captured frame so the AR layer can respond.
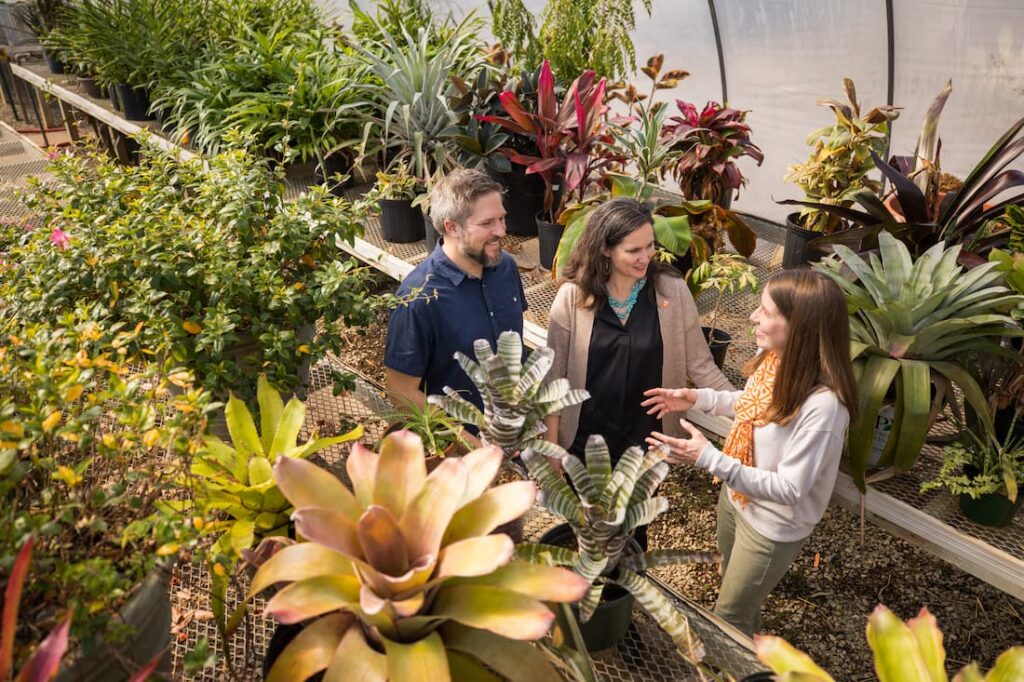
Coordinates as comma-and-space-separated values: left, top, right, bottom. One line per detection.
714, 486, 805, 636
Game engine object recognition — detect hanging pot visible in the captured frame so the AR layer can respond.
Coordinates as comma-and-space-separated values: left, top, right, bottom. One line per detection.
701, 326, 731, 369
79, 76, 104, 99
783, 213, 826, 269
540, 523, 641, 652
379, 198, 426, 243
537, 211, 564, 271
115, 84, 153, 121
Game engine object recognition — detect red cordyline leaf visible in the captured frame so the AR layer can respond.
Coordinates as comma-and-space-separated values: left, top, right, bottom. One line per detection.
0, 537, 33, 680
15, 615, 71, 682
537, 61, 556, 124
126, 654, 163, 682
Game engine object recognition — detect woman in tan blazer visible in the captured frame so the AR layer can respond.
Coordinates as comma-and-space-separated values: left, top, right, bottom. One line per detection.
543, 197, 733, 465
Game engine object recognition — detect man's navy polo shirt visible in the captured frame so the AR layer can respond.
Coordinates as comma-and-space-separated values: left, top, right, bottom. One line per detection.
384, 240, 528, 409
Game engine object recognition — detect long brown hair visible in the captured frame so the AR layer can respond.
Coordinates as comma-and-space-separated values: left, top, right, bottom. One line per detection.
747, 270, 858, 425
561, 197, 675, 308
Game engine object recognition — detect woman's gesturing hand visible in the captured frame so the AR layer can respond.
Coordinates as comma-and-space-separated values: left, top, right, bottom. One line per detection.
641, 387, 698, 419
646, 419, 708, 465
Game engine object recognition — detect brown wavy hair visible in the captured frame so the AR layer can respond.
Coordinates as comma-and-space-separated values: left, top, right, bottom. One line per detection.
561, 197, 677, 309
747, 270, 858, 425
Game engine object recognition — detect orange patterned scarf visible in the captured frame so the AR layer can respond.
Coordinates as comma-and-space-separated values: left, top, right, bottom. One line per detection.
721, 351, 780, 507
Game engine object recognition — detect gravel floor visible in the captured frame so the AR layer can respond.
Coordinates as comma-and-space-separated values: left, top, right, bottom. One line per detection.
343, 281, 1024, 680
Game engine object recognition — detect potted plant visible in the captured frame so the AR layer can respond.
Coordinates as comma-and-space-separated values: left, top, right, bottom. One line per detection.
689, 253, 759, 369
478, 60, 615, 269
921, 421, 1024, 527
381, 397, 472, 462
12, 134, 377, 402
370, 160, 425, 243
247, 431, 591, 680
662, 98, 763, 210
755, 604, 1024, 681
518, 437, 718, 658
780, 78, 899, 268
814, 232, 1024, 491
784, 84, 1024, 266
14, 0, 70, 73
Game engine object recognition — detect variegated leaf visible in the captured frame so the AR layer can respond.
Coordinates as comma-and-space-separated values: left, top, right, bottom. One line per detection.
521, 450, 583, 524
585, 436, 612, 497
472, 338, 496, 366
616, 568, 705, 663
455, 352, 487, 388
538, 389, 589, 416
515, 542, 579, 566
604, 446, 646, 512
496, 331, 524, 386
561, 453, 598, 503
623, 497, 669, 533
514, 346, 554, 400
535, 378, 572, 403
619, 549, 719, 572
629, 461, 670, 510
578, 582, 605, 623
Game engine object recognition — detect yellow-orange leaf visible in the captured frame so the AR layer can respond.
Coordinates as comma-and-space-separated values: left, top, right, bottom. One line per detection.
297, 345, 311, 354
157, 543, 180, 557
143, 429, 161, 448
0, 421, 24, 438
183, 321, 203, 335
64, 384, 84, 401
42, 410, 62, 432
167, 371, 191, 387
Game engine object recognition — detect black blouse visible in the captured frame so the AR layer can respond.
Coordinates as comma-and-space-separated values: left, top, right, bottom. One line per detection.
571, 280, 664, 464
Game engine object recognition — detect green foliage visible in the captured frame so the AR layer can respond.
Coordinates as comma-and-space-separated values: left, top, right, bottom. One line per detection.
815, 232, 1024, 490
689, 253, 759, 335
381, 398, 470, 458
784, 78, 900, 233
12, 0, 69, 38
519, 437, 717, 667
490, 0, 651, 80
429, 332, 589, 456
4, 136, 377, 400
756, 604, 1024, 681
369, 160, 420, 200
0, 308, 208, 659
922, 425, 1024, 502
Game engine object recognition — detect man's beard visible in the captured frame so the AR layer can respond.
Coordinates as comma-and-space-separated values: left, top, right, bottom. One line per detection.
459, 239, 502, 268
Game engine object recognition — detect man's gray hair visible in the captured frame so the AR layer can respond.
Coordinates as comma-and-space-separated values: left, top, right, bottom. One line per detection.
428, 168, 503, 234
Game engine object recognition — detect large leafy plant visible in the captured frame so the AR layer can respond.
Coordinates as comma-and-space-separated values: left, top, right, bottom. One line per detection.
428, 332, 589, 457
815, 232, 1024, 491
782, 78, 900, 233
519, 437, 718, 666
756, 604, 1024, 681
248, 431, 590, 681
478, 60, 616, 222
921, 422, 1024, 503
8, 137, 376, 400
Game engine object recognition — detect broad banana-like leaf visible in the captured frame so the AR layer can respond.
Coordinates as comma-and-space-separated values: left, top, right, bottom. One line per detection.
401, 457, 469, 560
755, 635, 834, 680
323, 622, 387, 682
620, 549, 719, 572
849, 355, 901, 491
616, 567, 705, 663
250, 543, 356, 597
257, 374, 285, 455
906, 608, 946, 682
432, 584, 555, 640
274, 456, 362, 521
443, 623, 564, 682
264, 574, 362, 624
443, 480, 536, 544
866, 605, 932, 682
384, 631, 451, 682
892, 360, 933, 474
269, 398, 306, 458
266, 612, 352, 682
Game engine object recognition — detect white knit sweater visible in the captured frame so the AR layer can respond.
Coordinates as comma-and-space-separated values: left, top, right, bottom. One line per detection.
693, 386, 850, 543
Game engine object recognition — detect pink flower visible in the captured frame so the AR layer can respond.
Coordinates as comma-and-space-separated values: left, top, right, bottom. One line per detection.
46, 148, 59, 161
49, 227, 70, 250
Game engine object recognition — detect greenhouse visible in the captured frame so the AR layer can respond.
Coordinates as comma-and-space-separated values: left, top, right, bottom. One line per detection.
0, 0, 1022, 680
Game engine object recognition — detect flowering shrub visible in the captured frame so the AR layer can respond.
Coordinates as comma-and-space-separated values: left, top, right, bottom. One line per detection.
2, 134, 376, 399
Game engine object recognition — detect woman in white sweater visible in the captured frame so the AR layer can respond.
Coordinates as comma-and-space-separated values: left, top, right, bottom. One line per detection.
644, 269, 857, 636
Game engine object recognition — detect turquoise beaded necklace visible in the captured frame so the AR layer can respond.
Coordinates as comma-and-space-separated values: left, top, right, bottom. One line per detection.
607, 278, 646, 322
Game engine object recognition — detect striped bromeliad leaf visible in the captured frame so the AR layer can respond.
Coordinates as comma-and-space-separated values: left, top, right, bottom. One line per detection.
616, 567, 705, 665
815, 232, 1024, 491
432, 331, 588, 456
251, 431, 589, 681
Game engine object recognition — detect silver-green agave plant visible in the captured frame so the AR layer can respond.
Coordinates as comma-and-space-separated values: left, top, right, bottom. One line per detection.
519, 436, 719, 666
815, 231, 1024, 491
429, 331, 589, 456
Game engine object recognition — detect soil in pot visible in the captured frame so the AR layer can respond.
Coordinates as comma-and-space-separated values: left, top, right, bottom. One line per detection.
379, 199, 425, 243
79, 76, 104, 99
783, 213, 827, 269
115, 84, 152, 121
701, 326, 731, 370
537, 212, 564, 271
540, 522, 641, 652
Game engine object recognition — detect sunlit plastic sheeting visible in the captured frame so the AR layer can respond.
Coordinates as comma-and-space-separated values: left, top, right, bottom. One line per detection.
889, 0, 1024, 189
712, 0, 889, 222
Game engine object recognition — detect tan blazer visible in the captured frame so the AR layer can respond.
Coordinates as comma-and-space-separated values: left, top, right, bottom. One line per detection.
546, 274, 734, 449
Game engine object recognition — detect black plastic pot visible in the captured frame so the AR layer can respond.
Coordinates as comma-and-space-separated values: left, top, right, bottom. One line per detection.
739, 673, 775, 682
540, 523, 639, 652
702, 326, 731, 369
109, 86, 122, 112
153, 107, 175, 134
423, 211, 440, 253
379, 198, 426, 243
115, 84, 153, 121
783, 213, 826, 269
79, 76, 104, 99
958, 464, 1024, 528
537, 212, 564, 271
491, 164, 545, 236
44, 50, 66, 74
314, 154, 352, 197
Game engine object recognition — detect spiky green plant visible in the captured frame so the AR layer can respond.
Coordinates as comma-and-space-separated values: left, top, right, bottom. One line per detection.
249, 431, 590, 681
815, 232, 1024, 491
428, 331, 589, 456
518, 436, 718, 666
756, 604, 1024, 681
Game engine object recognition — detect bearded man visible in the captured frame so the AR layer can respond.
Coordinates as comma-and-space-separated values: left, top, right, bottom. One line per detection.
384, 168, 527, 415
